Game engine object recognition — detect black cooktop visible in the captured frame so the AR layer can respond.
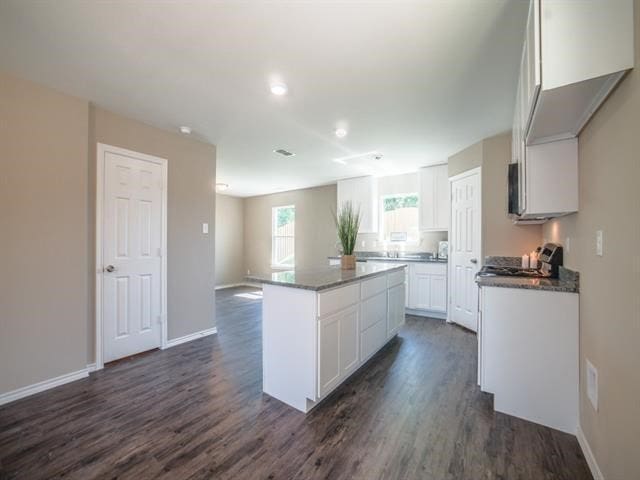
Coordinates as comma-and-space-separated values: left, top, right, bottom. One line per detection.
477, 265, 549, 278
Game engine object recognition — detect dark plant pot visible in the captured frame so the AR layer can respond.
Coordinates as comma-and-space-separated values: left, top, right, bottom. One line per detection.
341, 254, 356, 270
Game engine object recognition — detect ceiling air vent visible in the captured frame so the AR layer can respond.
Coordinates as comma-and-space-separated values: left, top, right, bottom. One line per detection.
273, 149, 295, 157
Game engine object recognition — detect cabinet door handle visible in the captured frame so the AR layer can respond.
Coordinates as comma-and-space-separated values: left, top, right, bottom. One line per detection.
470, 258, 478, 264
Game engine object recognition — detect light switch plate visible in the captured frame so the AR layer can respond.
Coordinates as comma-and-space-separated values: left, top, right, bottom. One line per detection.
586, 359, 598, 411
596, 230, 603, 256
202, 223, 209, 234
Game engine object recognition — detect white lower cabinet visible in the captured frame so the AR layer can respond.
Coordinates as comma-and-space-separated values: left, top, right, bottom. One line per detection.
318, 304, 359, 398
387, 283, 405, 337
408, 263, 447, 315
478, 286, 578, 434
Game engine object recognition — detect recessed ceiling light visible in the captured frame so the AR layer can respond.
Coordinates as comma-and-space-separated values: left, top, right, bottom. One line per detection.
179, 126, 192, 135
215, 183, 229, 192
270, 82, 288, 96
335, 128, 348, 138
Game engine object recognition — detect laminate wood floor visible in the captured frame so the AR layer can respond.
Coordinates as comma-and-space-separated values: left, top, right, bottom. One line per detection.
0, 287, 592, 480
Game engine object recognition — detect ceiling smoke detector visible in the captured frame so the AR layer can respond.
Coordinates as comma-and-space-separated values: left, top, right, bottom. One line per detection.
179, 126, 192, 135
215, 183, 229, 192
273, 149, 295, 157
335, 128, 348, 138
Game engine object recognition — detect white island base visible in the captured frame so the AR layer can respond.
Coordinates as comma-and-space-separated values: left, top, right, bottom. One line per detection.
261, 266, 406, 413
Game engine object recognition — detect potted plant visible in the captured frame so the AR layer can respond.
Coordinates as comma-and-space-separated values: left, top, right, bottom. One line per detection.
334, 201, 361, 270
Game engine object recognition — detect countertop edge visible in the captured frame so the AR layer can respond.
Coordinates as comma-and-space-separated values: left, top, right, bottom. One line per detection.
475, 278, 579, 294
246, 264, 407, 292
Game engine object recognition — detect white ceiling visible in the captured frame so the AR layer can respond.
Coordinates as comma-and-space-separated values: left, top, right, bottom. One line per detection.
0, 1, 527, 197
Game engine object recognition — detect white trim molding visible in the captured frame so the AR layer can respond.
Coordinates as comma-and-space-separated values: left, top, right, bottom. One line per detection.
215, 283, 262, 291
577, 425, 605, 480
164, 327, 218, 349
0, 369, 89, 406
86, 363, 98, 373
95, 143, 169, 370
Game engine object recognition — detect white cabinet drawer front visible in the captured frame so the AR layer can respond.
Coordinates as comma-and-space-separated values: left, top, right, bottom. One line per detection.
361, 275, 387, 299
387, 269, 405, 288
411, 262, 447, 276
360, 319, 387, 362
360, 292, 387, 332
318, 283, 360, 317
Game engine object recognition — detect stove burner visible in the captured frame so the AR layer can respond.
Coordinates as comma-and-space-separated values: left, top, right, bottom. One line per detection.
477, 265, 549, 278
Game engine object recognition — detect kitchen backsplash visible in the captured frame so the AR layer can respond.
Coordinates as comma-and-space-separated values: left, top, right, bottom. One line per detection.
351, 231, 448, 255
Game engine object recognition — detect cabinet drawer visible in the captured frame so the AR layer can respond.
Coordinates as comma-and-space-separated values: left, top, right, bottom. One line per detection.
387, 268, 405, 288
360, 291, 387, 331
360, 319, 387, 362
318, 283, 360, 317
411, 262, 447, 276
361, 275, 387, 299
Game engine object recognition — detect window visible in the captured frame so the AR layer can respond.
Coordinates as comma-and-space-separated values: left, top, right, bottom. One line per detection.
380, 193, 419, 244
272, 205, 295, 268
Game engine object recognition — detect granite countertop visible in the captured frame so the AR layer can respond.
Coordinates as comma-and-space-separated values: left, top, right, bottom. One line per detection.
328, 254, 447, 264
475, 275, 579, 293
476, 259, 579, 294
246, 263, 407, 291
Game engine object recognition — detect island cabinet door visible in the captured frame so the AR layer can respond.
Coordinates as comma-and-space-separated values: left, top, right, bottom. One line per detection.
387, 283, 406, 337
317, 305, 359, 398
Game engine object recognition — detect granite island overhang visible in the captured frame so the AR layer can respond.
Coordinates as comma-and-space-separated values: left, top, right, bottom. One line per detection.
247, 263, 407, 412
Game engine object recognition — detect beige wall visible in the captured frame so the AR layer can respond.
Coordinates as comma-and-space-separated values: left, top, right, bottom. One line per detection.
0, 72, 90, 393
542, 3, 640, 476
448, 133, 542, 258
91, 107, 216, 345
482, 133, 542, 257
244, 185, 337, 273
0, 73, 217, 396
215, 193, 245, 286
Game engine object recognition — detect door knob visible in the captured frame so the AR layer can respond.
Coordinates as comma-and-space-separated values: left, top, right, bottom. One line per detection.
105, 265, 116, 273
470, 258, 478, 264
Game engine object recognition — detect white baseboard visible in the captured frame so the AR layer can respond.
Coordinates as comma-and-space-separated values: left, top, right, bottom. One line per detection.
577, 424, 604, 480
406, 308, 447, 320
86, 363, 98, 373
0, 368, 89, 407
215, 282, 262, 290
164, 327, 218, 348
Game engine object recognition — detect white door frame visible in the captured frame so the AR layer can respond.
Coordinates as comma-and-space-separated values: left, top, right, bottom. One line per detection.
447, 166, 482, 324
95, 143, 168, 370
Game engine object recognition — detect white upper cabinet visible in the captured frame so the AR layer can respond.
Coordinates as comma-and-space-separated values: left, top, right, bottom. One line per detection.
419, 164, 449, 231
337, 176, 378, 233
519, 0, 634, 145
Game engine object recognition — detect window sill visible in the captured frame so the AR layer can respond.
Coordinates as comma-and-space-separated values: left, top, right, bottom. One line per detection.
271, 264, 294, 270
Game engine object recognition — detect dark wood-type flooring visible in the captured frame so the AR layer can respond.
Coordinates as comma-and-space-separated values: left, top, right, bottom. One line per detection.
0, 287, 592, 480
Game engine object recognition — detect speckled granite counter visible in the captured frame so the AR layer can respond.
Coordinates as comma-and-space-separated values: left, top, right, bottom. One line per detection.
328, 254, 447, 264
247, 263, 406, 291
476, 266, 579, 294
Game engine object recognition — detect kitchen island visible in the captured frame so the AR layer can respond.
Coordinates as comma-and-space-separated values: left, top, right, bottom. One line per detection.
247, 263, 406, 413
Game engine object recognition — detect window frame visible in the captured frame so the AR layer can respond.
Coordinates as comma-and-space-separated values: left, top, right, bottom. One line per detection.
378, 192, 421, 246
271, 204, 296, 269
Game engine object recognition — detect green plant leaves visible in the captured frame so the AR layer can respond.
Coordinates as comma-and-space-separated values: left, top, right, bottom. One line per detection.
333, 201, 361, 256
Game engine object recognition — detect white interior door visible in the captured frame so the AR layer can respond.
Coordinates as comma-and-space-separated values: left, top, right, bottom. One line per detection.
100, 146, 165, 363
449, 169, 481, 332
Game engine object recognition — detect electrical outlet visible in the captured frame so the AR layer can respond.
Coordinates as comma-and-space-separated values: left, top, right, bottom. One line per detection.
202, 223, 209, 234
247, 269, 251, 275
565, 237, 571, 254
361, 240, 366, 248
586, 359, 598, 411
596, 230, 603, 256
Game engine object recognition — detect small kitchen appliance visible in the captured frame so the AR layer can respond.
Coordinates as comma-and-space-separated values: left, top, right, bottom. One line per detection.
477, 243, 564, 279
437, 241, 449, 260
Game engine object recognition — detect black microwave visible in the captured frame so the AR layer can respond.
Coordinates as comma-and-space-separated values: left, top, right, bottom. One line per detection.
508, 163, 519, 215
